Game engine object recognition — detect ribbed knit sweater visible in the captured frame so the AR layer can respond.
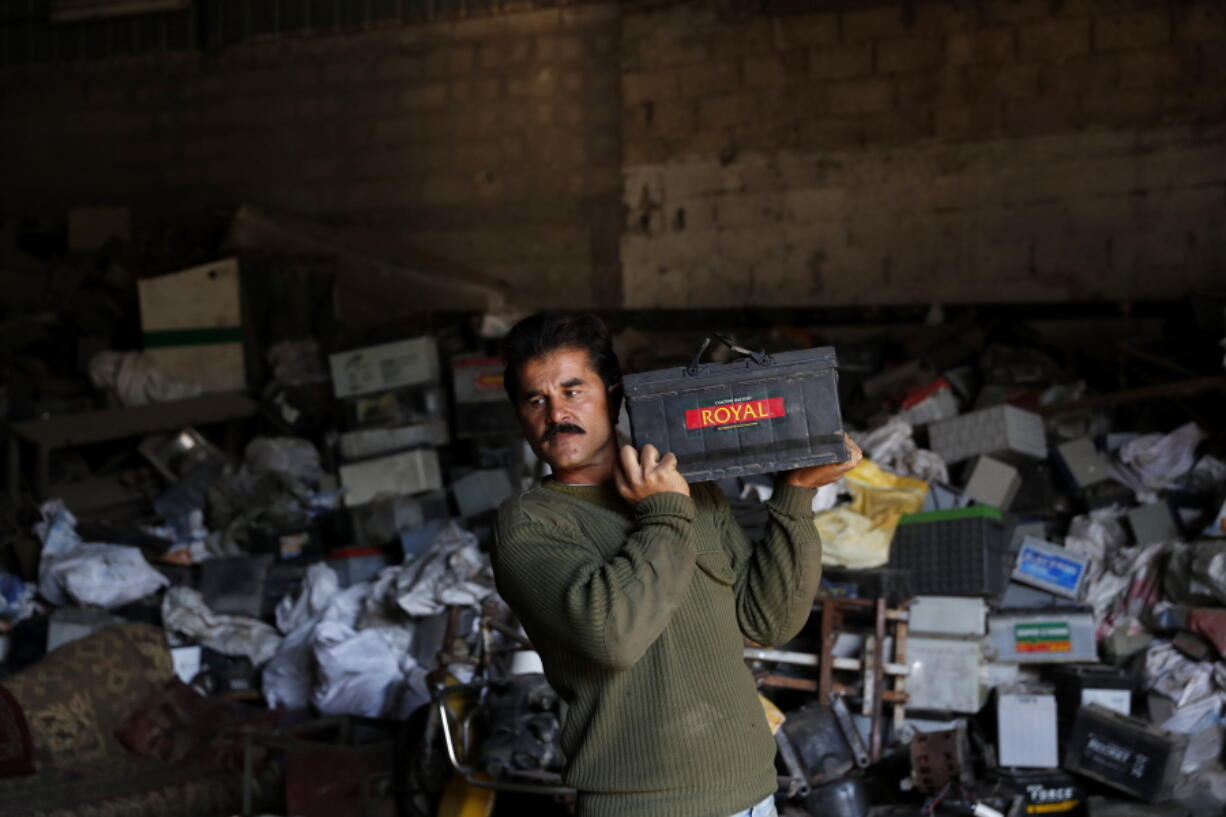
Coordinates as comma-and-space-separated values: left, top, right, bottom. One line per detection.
493, 478, 821, 817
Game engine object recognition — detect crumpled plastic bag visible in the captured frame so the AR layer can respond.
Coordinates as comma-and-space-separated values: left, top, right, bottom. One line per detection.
244, 437, 324, 486
35, 501, 168, 608
1063, 506, 1129, 585
162, 586, 282, 666
852, 419, 948, 484
275, 561, 340, 635
311, 621, 429, 719
393, 522, 496, 617
844, 459, 927, 531
1116, 422, 1206, 499
815, 508, 891, 569
88, 350, 203, 406
815, 458, 927, 569
1144, 641, 1220, 708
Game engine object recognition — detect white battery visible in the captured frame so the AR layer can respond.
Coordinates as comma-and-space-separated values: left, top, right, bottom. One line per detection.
997, 689, 1059, 768
986, 611, 1098, 663
906, 636, 985, 713
909, 596, 987, 638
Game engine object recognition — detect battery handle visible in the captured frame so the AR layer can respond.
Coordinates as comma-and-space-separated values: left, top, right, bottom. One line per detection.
686, 333, 772, 376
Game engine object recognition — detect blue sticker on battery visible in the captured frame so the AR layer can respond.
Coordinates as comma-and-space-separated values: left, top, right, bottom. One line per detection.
1016, 544, 1084, 592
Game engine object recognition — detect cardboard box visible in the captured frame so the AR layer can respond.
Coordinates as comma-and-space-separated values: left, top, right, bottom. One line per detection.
330, 336, 439, 399
340, 448, 442, 507
138, 257, 245, 392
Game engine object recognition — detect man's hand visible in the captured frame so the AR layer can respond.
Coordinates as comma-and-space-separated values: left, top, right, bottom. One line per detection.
782, 433, 863, 489
615, 444, 691, 503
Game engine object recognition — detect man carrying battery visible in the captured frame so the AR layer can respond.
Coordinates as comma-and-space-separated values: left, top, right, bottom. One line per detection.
493, 313, 862, 817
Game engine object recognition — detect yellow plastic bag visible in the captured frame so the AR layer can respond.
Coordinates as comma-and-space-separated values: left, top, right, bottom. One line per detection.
815, 459, 927, 569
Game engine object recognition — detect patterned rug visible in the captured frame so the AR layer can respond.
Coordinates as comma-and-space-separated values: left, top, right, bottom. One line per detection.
0, 683, 34, 777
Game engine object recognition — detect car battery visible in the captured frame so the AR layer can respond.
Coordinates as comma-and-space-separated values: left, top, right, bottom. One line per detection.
1012, 537, 1090, 600
994, 770, 1086, 817
452, 354, 519, 437
622, 335, 847, 483
986, 610, 1097, 663
888, 506, 1011, 596
996, 687, 1059, 768
1048, 664, 1133, 740
1063, 704, 1187, 802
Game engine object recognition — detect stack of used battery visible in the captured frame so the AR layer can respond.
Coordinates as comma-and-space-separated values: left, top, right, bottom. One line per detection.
328, 336, 449, 570
447, 354, 518, 521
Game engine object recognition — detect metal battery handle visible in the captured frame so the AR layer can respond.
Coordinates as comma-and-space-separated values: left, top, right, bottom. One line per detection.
685, 333, 772, 376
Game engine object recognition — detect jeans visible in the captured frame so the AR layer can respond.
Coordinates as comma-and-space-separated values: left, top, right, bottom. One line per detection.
728, 794, 777, 817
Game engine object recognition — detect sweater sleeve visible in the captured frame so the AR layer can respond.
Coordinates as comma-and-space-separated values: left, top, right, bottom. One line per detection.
715, 482, 823, 647
493, 491, 699, 671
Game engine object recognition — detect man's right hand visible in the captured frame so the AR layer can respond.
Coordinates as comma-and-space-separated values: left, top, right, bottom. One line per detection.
615, 444, 690, 503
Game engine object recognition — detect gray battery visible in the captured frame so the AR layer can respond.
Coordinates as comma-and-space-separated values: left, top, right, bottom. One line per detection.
986, 610, 1097, 663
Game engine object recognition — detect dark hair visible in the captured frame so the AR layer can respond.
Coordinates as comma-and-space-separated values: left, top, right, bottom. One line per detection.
503, 313, 623, 416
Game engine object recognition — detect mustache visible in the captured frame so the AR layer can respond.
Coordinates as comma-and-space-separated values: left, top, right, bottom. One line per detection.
542, 423, 585, 443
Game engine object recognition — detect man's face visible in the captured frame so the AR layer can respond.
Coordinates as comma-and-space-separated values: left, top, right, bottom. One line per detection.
514, 346, 617, 483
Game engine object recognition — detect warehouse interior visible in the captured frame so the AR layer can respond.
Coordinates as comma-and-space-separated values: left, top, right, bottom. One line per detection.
0, 0, 1224, 815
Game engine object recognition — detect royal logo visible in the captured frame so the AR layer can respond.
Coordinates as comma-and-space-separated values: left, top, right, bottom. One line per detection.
685, 397, 786, 430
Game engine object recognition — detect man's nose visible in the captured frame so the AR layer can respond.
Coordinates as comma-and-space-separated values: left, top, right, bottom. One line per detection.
548, 401, 570, 424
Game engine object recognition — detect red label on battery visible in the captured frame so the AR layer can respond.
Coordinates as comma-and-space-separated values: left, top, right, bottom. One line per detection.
685, 397, 785, 430
474, 372, 503, 390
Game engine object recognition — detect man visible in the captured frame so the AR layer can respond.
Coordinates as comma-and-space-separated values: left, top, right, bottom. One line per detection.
493, 313, 862, 817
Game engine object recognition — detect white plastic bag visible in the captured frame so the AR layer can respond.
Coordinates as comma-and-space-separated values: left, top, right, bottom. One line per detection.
275, 562, 340, 634
394, 522, 495, 617
162, 586, 282, 666
310, 621, 429, 719
35, 501, 168, 608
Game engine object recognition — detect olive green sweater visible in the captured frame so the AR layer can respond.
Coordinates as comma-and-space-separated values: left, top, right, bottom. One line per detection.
493, 479, 821, 817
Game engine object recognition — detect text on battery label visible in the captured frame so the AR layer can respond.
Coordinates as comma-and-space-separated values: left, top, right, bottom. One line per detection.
685, 397, 786, 430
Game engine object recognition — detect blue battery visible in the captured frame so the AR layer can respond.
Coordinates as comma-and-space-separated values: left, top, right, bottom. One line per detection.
1011, 537, 1089, 599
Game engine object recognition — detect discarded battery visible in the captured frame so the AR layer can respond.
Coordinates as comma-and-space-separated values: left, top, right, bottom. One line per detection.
623, 334, 847, 482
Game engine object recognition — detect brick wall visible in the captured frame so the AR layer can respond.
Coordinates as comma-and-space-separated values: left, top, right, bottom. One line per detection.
621, 0, 1226, 307
1, 0, 1223, 312
0, 5, 622, 309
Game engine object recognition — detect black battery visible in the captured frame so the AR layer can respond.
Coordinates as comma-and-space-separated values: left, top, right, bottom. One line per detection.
994, 769, 1087, 816
1063, 704, 1187, 802
622, 335, 847, 483
1047, 664, 1134, 740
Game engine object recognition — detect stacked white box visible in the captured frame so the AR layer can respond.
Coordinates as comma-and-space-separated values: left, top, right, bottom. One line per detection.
928, 405, 1047, 465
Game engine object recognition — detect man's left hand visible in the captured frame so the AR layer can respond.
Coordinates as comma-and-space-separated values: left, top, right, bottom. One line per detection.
781, 433, 863, 489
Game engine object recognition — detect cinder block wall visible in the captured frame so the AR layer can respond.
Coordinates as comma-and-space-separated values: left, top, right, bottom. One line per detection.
1, 0, 1223, 310
621, 0, 1226, 307
0, 5, 623, 309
